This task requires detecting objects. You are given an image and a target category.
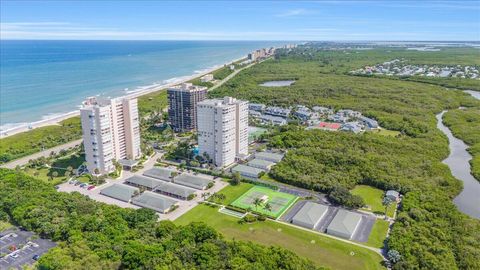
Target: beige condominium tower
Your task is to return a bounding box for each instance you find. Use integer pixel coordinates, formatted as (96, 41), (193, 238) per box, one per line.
(80, 96), (141, 175)
(197, 97), (248, 167)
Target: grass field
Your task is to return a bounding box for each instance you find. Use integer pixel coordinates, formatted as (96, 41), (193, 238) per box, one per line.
(23, 167), (67, 185)
(231, 186), (298, 218)
(364, 220), (390, 249)
(208, 182), (254, 205)
(351, 185), (396, 218)
(369, 129), (401, 137)
(175, 204), (384, 270)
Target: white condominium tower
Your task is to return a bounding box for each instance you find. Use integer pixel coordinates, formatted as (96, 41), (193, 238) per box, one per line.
(80, 96), (141, 174)
(197, 97), (248, 167)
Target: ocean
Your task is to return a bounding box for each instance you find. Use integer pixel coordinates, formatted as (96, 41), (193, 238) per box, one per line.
(0, 40), (284, 130)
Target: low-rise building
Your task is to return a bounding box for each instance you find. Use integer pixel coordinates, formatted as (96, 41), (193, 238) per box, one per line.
(131, 191), (179, 213)
(249, 103), (266, 112)
(200, 74), (214, 82)
(265, 106), (291, 118)
(386, 190), (400, 202)
(360, 116), (379, 129)
(249, 110), (262, 118)
(247, 158), (275, 171)
(341, 122), (363, 133)
(326, 209), (363, 240)
(143, 167), (177, 182)
(154, 181), (196, 200)
(174, 174), (213, 190)
(255, 152), (284, 163)
(293, 106), (312, 121)
(291, 202), (329, 229)
(125, 175), (163, 191)
(260, 115), (287, 126)
(231, 164), (265, 179)
(100, 183), (139, 202)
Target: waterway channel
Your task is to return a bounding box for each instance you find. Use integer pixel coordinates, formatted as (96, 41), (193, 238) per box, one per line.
(435, 90), (480, 219)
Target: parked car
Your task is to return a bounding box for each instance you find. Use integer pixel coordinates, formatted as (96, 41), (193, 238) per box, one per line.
(87, 185), (95, 190)
(32, 255), (40, 261)
(74, 181), (81, 186)
(10, 253), (19, 258)
(54, 185), (60, 190)
(79, 183), (87, 188)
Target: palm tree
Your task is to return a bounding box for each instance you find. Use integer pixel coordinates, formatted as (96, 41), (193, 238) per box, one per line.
(383, 196), (393, 219)
(253, 198), (263, 212)
(263, 202), (272, 212)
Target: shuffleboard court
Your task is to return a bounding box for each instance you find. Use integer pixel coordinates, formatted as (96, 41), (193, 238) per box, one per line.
(231, 186), (298, 218)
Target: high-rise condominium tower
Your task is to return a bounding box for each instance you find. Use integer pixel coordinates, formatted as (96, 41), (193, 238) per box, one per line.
(197, 97), (249, 167)
(168, 83), (207, 132)
(80, 96), (141, 174)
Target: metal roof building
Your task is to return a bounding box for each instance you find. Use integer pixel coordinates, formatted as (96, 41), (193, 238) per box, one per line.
(174, 174), (213, 190)
(231, 164), (265, 179)
(386, 190), (400, 201)
(154, 181), (196, 200)
(326, 209), (363, 239)
(100, 183), (139, 202)
(124, 175), (163, 190)
(247, 158), (275, 171)
(255, 152), (284, 163)
(131, 191), (179, 213)
(291, 202), (329, 229)
(143, 167), (177, 182)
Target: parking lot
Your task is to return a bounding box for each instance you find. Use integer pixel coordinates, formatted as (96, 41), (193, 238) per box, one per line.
(58, 152), (228, 221)
(0, 229), (56, 269)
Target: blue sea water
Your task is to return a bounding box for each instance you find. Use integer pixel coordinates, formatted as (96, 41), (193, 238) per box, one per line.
(0, 40), (284, 129)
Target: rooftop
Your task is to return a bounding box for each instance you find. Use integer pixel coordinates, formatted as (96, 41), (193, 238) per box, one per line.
(255, 151), (284, 162)
(100, 183), (139, 202)
(247, 158), (275, 168)
(174, 174), (213, 190)
(143, 167), (177, 182)
(131, 191), (178, 213)
(232, 164), (265, 176)
(155, 181), (196, 198)
(125, 175), (164, 189)
(327, 209), (362, 237)
(168, 83), (207, 92)
(292, 202), (329, 227)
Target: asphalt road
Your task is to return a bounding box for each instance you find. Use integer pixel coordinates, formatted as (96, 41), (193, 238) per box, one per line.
(0, 139), (83, 169)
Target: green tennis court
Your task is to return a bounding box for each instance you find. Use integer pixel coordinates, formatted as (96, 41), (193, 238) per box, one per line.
(231, 186), (298, 218)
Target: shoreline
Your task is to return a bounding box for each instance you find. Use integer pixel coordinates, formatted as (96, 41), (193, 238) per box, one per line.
(0, 56), (245, 138)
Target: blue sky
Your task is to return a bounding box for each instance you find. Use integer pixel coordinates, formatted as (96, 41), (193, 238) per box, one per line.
(1, 1), (479, 40)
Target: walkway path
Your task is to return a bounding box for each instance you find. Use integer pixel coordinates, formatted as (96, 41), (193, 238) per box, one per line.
(1, 139), (83, 169)
(208, 58), (270, 92)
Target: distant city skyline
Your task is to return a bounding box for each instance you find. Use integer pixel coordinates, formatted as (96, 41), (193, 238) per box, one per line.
(1, 1), (479, 41)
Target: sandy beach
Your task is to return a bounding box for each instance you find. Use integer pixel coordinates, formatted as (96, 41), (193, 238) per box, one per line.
(0, 56), (244, 139)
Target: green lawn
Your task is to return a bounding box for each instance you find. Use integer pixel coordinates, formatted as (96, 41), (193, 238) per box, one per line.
(351, 185), (396, 218)
(369, 129), (401, 137)
(0, 117), (82, 164)
(364, 220), (390, 249)
(208, 182), (254, 205)
(175, 204), (384, 270)
(231, 186), (298, 218)
(23, 167), (67, 185)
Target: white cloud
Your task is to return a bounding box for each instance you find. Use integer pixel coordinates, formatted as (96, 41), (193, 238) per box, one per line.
(276, 8), (310, 17)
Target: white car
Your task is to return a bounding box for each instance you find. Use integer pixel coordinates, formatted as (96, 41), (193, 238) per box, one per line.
(10, 253), (19, 258)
